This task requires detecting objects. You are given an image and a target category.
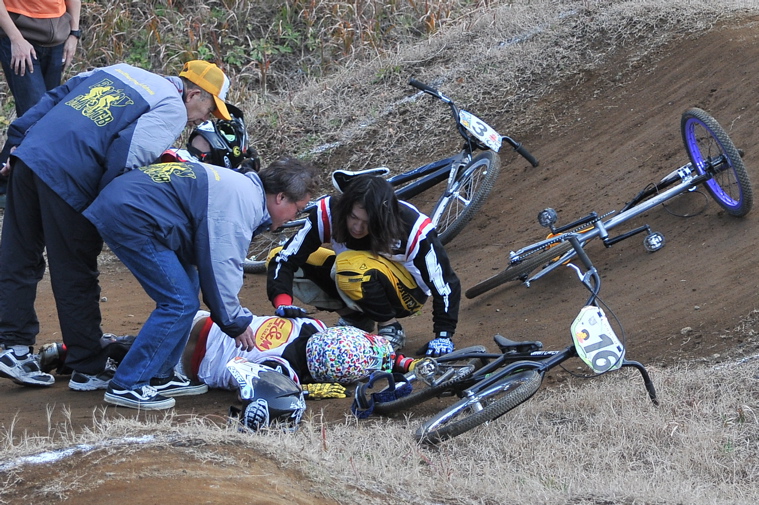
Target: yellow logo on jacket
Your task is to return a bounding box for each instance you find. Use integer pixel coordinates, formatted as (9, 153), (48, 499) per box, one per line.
(140, 163), (197, 183)
(254, 317), (294, 351)
(66, 78), (135, 126)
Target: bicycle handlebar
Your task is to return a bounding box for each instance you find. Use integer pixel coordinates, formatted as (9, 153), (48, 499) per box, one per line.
(408, 78), (443, 98)
(567, 235), (601, 304)
(568, 235), (592, 271)
(502, 135), (539, 167)
(410, 78), (539, 167)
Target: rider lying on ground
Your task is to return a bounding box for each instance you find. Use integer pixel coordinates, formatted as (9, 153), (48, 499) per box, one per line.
(39, 311), (420, 430)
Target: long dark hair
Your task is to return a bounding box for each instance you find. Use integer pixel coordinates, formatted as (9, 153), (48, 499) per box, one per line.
(333, 176), (403, 256)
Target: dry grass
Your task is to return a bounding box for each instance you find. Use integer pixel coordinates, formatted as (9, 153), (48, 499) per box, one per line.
(1, 0), (753, 165)
(1, 356), (757, 504)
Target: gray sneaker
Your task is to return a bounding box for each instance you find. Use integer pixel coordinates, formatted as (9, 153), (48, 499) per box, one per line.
(0, 348), (55, 387)
(69, 358), (118, 391)
(378, 322), (406, 351)
(69, 368), (115, 391)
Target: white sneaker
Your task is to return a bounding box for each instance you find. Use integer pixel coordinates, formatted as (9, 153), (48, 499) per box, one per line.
(69, 358), (118, 391)
(0, 348), (55, 387)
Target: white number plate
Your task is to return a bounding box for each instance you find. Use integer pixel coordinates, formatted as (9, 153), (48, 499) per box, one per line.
(459, 110), (502, 152)
(570, 306), (625, 373)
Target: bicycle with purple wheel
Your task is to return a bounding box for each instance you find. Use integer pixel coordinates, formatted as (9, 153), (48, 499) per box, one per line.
(465, 107), (752, 298)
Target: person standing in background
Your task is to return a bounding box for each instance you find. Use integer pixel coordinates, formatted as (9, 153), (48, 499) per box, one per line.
(0, 0), (81, 198)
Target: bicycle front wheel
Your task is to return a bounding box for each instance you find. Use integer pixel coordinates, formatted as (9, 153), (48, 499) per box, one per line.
(465, 241), (573, 298)
(243, 221), (305, 274)
(681, 108), (753, 216)
(431, 151), (500, 245)
(415, 369), (542, 444)
(373, 346), (489, 416)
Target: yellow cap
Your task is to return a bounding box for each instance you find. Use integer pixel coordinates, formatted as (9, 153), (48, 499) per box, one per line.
(179, 60), (231, 120)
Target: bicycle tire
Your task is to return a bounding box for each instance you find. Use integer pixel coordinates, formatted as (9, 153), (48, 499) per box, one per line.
(465, 241), (573, 298)
(681, 108), (753, 217)
(415, 369), (542, 444)
(373, 345), (489, 416)
(243, 221), (305, 274)
(431, 151), (501, 245)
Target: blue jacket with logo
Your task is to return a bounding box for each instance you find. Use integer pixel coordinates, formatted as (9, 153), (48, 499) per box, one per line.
(84, 162), (269, 338)
(2, 63), (187, 211)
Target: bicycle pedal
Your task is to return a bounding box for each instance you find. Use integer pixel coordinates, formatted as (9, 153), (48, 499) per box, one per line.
(414, 358), (439, 385)
(643, 231), (665, 252)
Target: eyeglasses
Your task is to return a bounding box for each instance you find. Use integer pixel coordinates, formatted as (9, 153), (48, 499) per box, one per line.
(286, 196), (307, 214)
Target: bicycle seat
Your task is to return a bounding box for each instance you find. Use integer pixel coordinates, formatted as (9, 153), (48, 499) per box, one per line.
(331, 167), (391, 193)
(494, 334), (543, 353)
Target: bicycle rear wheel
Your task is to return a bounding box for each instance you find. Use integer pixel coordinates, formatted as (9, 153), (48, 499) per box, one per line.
(465, 241), (573, 298)
(373, 345), (489, 416)
(431, 151), (500, 245)
(415, 369), (542, 444)
(243, 221), (305, 274)
(681, 108), (753, 216)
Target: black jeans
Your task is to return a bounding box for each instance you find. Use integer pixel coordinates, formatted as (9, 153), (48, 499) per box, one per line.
(0, 160), (106, 373)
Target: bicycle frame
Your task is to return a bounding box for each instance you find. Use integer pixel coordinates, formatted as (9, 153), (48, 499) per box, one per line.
(409, 236), (658, 443)
(443, 234), (658, 402)
(512, 155), (730, 286)
(453, 342), (657, 404)
(387, 154), (461, 199)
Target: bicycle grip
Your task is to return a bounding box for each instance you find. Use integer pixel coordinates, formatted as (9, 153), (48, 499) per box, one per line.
(515, 144), (539, 167)
(408, 78), (438, 95)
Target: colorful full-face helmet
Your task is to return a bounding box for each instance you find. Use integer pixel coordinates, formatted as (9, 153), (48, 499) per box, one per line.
(305, 326), (394, 385)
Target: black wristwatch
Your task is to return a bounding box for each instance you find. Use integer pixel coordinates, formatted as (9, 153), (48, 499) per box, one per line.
(69, 30), (82, 39)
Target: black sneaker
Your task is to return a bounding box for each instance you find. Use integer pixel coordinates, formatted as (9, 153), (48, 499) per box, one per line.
(337, 311), (376, 333)
(0, 347), (55, 386)
(104, 384), (176, 410)
(150, 372), (208, 397)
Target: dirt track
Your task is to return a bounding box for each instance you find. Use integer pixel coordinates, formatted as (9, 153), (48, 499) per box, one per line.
(2, 20), (759, 505)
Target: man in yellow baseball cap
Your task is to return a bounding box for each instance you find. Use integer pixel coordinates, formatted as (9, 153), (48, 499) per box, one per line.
(179, 60), (232, 121)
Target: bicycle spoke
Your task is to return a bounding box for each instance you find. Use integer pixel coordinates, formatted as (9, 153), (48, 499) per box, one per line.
(681, 108), (752, 216)
(431, 152), (500, 244)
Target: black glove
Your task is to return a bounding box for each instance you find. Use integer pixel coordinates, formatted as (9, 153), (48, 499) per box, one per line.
(275, 304), (309, 318)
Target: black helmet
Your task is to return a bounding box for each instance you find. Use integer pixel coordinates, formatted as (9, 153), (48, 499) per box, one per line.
(227, 358), (306, 432)
(187, 103), (250, 170)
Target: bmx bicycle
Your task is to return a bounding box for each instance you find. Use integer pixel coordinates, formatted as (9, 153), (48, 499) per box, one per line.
(464, 107), (752, 296)
(366, 234), (658, 444)
(242, 77), (539, 273)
